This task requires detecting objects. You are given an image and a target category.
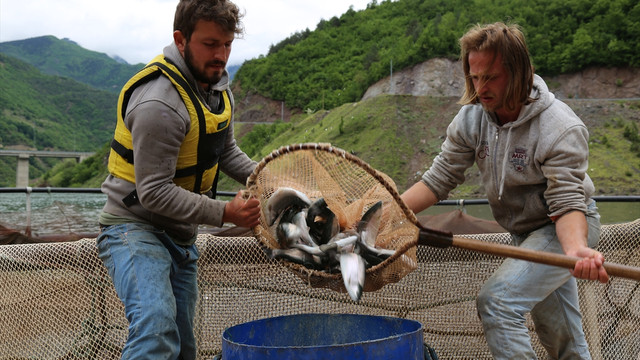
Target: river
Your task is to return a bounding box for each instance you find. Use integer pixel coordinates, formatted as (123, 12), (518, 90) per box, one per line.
(0, 192), (106, 236)
(0, 192), (638, 236)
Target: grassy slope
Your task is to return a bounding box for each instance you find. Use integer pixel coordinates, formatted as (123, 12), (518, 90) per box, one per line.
(584, 101), (640, 195)
(217, 97), (640, 197)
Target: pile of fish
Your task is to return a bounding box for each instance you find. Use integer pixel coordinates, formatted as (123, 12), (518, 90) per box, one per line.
(263, 187), (396, 302)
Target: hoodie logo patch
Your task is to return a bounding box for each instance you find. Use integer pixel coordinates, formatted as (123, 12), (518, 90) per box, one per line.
(478, 140), (490, 160)
(510, 147), (528, 172)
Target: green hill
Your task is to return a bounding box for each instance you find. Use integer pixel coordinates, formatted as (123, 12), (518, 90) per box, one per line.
(234, 0), (640, 110)
(0, 53), (117, 186)
(0, 35), (143, 93)
(0, 53), (117, 150)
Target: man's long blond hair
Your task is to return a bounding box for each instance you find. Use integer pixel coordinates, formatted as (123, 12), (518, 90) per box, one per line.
(458, 22), (536, 111)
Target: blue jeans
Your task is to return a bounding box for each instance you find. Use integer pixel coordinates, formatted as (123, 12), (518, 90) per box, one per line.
(97, 223), (199, 360)
(477, 202), (600, 359)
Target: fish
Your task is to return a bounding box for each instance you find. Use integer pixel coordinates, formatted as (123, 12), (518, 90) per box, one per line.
(314, 230), (364, 301)
(317, 232), (359, 274)
(267, 188), (325, 258)
(319, 233), (358, 253)
(265, 187), (312, 226)
(265, 248), (325, 270)
(276, 206), (317, 248)
(263, 188), (394, 302)
(356, 201), (396, 262)
(334, 201), (395, 300)
(340, 252), (366, 302)
(306, 198), (340, 245)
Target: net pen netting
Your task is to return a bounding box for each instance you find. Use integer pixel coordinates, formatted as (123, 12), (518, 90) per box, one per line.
(1, 220), (638, 359)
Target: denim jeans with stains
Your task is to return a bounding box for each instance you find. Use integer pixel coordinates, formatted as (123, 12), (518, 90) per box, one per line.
(97, 222), (199, 360)
(477, 201), (601, 360)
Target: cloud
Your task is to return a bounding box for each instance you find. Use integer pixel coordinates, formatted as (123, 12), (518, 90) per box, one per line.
(1, 0), (371, 65)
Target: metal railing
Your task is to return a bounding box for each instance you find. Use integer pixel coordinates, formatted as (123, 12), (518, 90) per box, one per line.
(1, 187), (638, 234)
(2, 187), (639, 202)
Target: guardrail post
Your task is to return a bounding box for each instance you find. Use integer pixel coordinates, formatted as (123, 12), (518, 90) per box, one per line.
(25, 186), (32, 235)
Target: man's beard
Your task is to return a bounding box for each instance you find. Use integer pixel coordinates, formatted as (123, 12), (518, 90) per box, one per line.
(184, 44), (226, 85)
(475, 91), (501, 113)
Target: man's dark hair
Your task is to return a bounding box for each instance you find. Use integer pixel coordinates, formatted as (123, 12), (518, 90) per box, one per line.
(174, 0), (244, 41)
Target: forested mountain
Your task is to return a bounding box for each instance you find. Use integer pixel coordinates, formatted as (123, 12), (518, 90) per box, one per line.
(0, 53), (118, 185)
(0, 35), (143, 93)
(234, 0), (640, 110)
(0, 37), (247, 187)
(0, 53), (116, 150)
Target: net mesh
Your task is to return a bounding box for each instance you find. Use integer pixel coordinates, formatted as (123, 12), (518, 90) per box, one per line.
(1, 221), (638, 359)
(0, 219), (640, 359)
(1, 143), (639, 359)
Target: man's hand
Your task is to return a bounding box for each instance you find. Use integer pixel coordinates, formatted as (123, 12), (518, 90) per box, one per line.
(556, 211), (609, 283)
(222, 191), (261, 228)
(569, 248), (609, 284)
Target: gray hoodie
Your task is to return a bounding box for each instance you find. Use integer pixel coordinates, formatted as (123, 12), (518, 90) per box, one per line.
(100, 43), (256, 244)
(422, 75), (595, 235)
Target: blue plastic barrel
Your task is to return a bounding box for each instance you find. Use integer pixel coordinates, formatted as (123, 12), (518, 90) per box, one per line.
(221, 313), (424, 359)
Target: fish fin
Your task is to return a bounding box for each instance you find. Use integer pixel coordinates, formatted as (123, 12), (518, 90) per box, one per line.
(357, 201), (383, 247)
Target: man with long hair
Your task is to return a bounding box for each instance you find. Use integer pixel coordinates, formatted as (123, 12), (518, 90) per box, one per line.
(402, 22), (608, 359)
(97, 1), (260, 358)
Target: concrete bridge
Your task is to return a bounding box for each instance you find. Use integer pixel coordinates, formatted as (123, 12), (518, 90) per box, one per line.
(0, 150), (95, 187)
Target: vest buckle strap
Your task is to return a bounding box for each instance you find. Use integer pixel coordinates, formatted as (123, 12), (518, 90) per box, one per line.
(122, 190), (139, 207)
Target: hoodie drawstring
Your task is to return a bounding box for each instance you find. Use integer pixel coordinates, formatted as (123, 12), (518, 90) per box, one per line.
(497, 126), (514, 201)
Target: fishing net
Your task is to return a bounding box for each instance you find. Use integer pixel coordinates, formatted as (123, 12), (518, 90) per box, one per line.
(246, 143), (421, 295)
(1, 220), (639, 359)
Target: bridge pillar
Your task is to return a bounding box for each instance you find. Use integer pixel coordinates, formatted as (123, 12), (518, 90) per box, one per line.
(16, 153), (30, 187)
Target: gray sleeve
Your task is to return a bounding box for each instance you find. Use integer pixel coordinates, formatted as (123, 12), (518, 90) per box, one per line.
(541, 124), (590, 217)
(127, 98), (227, 227)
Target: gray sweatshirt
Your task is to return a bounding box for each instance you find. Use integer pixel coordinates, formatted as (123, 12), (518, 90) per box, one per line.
(100, 43), (256, 244)
(422, 75), (595, 235)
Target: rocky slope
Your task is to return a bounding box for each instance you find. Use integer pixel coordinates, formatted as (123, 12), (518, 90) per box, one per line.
(362, 58), (640, 100)
(233, 59), (639, 125)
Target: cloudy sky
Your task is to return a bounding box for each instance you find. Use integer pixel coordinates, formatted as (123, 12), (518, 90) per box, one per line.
(0, 0), (372, 66)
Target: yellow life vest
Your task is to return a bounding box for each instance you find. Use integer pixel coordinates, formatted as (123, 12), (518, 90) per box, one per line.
(108, 55), (231, 196)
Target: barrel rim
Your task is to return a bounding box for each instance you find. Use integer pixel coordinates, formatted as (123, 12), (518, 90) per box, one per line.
(221, 313), (424, 349)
